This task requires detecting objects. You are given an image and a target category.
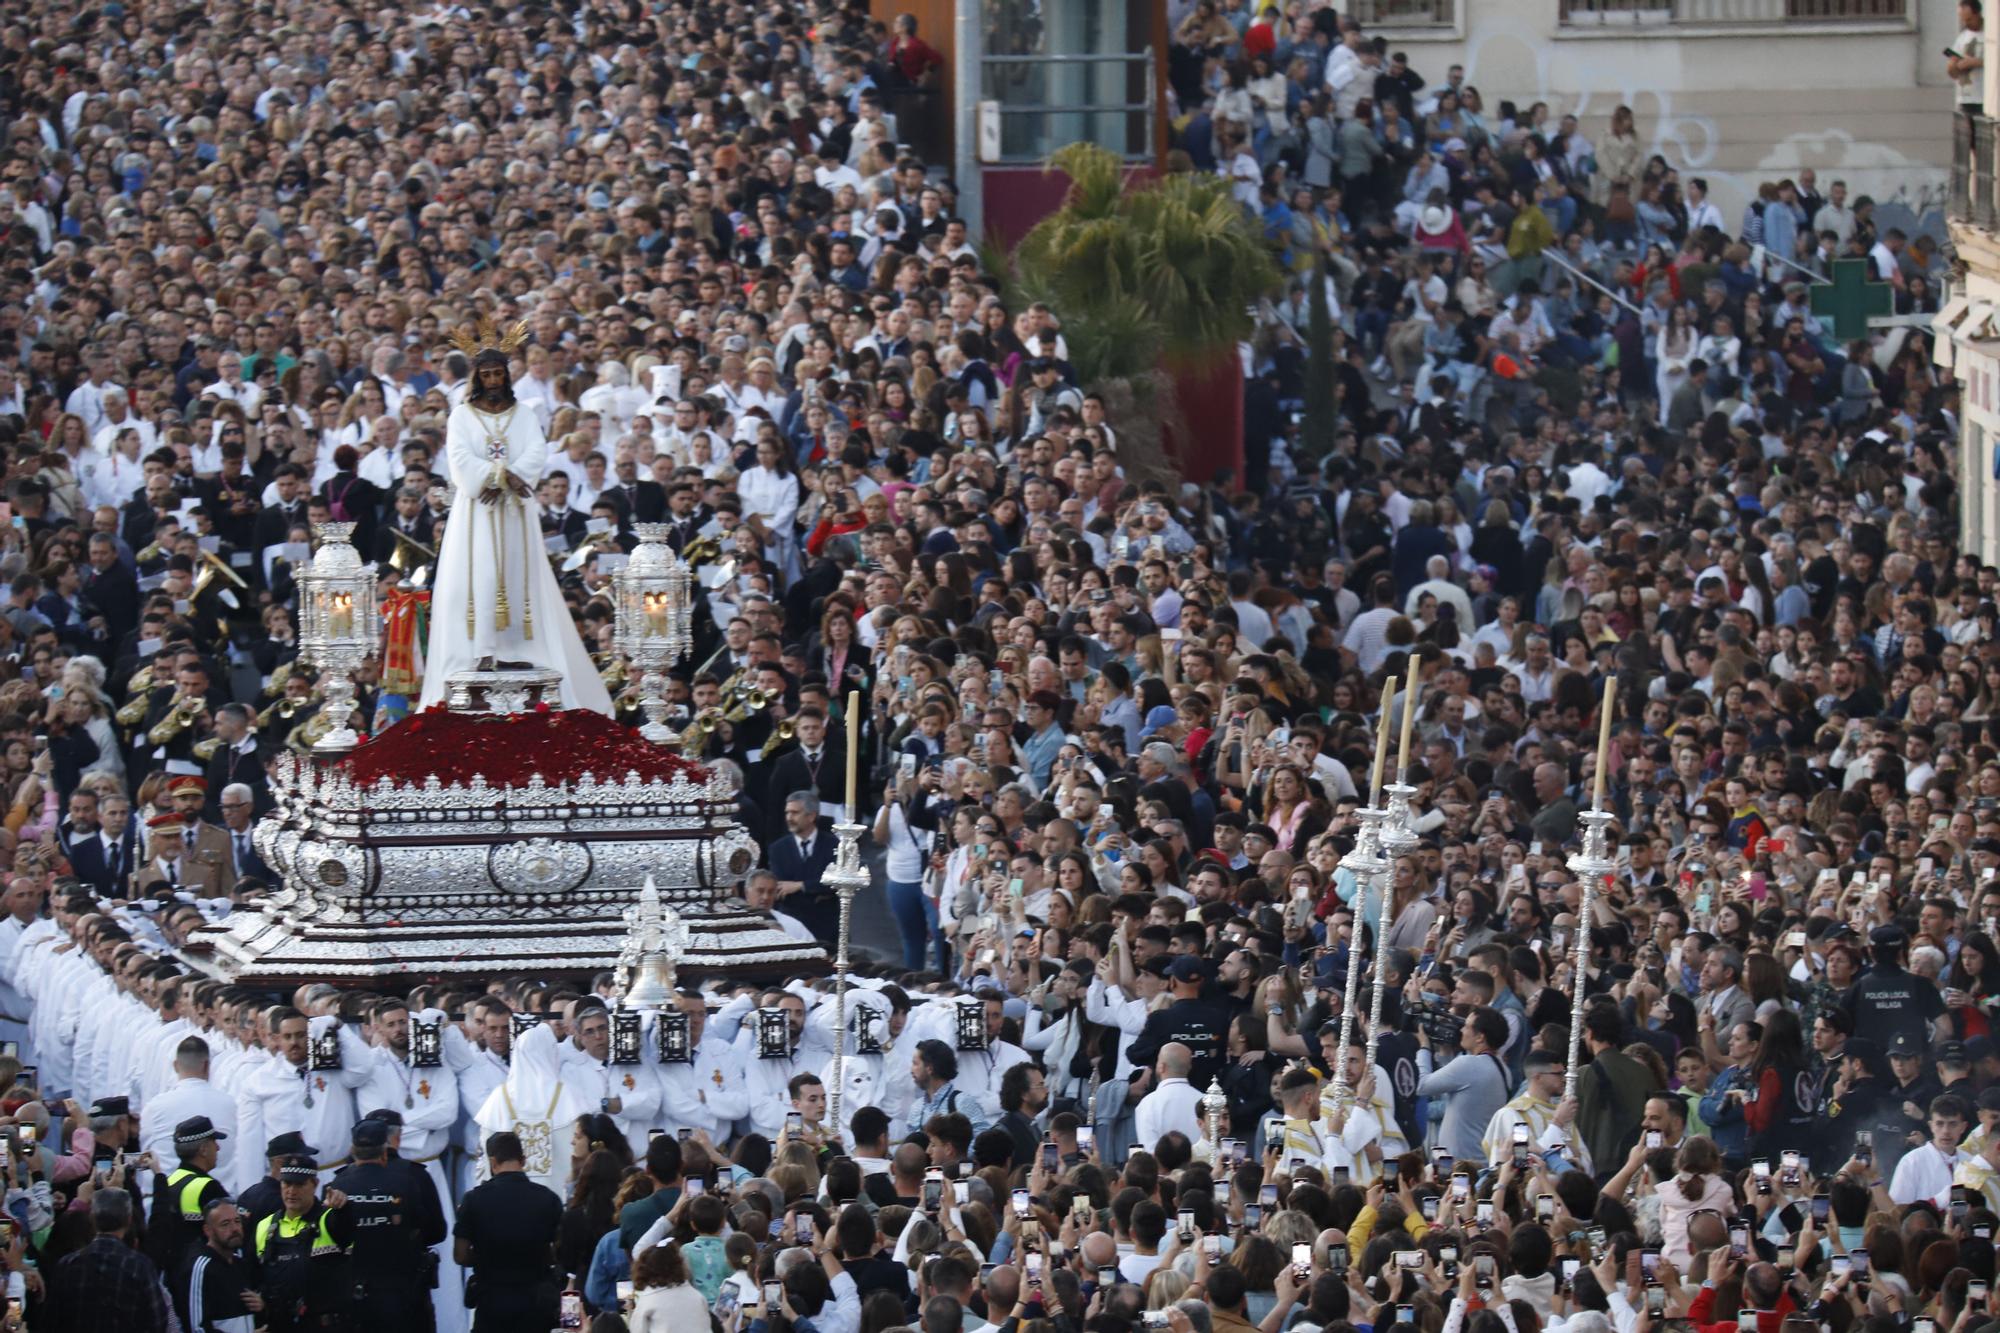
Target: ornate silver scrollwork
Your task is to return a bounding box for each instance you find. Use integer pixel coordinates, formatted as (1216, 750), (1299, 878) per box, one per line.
(487, 836), (592, 901)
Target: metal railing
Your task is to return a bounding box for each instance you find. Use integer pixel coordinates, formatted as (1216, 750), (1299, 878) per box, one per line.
(1349, 0), (1455, 24)
(1538, 246), (1643, 318)
(1559, 0), (1904, 22)
(1954, 113), (2000, 231)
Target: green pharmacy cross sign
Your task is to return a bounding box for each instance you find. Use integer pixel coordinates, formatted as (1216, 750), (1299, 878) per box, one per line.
(1809, 257), (1895, 342)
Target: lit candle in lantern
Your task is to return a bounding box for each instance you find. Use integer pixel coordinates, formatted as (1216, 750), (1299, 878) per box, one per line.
(329, 593), (353, 639)
(1370, 680), (1394, 805)
(1592, 675), (1616, 810)
(1395, 650), (1421, 776)
(646, 592), (668, 637)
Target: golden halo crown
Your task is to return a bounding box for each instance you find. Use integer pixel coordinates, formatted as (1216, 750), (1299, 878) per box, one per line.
(446, 316), (531, 359)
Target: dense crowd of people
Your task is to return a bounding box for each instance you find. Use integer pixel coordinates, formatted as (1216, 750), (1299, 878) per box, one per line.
(0, 0), (1987, 1331)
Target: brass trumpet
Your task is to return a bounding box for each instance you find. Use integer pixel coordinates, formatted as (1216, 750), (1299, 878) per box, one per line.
(146, 700), (201, 746)
(681, 535), (722, 565)
(761, 718), (797, 759)
(257, 696), (307, 730)
(723, 686), (771, 723)
(690, 708), (725, 736)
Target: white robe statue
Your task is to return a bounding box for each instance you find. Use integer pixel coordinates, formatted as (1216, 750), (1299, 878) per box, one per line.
(419, 397), (613, 714)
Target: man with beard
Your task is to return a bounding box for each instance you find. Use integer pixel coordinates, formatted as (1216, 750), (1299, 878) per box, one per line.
(419, 321), (611, 713)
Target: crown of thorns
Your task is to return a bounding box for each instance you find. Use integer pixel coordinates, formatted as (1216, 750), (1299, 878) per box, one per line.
(446, 316), (530, 359)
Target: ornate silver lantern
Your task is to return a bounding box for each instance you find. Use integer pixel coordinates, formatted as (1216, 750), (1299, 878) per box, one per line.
(296, 522), (381, 753)
(610, 524), (693, 746)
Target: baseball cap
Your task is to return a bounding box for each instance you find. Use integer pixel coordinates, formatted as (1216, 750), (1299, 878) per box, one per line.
(1166, 955), (1207, 983)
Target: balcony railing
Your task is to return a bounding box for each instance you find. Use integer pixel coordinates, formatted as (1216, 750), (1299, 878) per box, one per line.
(1559, 0), (1905, 22)
(1349, 0), (1455, 26)
(1954, 113), (1999, 231)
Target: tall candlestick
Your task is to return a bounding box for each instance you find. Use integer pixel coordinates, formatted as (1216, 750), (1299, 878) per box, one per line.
(1370, 681), (1395, 804)
(1592, 676), (1615, 809)
(1395, 651), (1421, 774)
(845, 689), (860, 811)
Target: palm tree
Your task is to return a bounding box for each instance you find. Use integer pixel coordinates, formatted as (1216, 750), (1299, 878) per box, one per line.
(1006, 143), (1283, 478)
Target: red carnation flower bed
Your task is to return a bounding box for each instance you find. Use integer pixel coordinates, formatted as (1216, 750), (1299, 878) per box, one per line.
(341, 705), (707, 789)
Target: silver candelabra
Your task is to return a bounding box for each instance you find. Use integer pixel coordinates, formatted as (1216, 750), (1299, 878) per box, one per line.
(822, 820), (870, 1139)
(1367, 774), (1421, 1083)
(1563, 807), (1618, 1101)
(1330, 803), (1390, 1109)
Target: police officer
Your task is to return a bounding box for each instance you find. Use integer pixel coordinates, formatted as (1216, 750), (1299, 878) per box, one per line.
(254, 1155), (355, 1333)
(1125, 955), (1226, 1088)
(150, 1116), (231, 1276)
(358, 1110), (445, 1236)
(1846, 925), (1948, 1052)
(455, 1131), (564, 1333)
(239, 1132), (315, 1236)
(332, 1118), (444, 1332)
(360, 1108), (459, 1332)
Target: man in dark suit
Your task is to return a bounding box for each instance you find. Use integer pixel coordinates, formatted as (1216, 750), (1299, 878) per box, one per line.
(765, 708), (846, 823)
(70, 791), (139, 898)
(251, 465), (312, 556)
(536, 474), (588, 548)
(767, 793), (838, 939)
(216, 782), (273, 884)
(203, 705), (271, 818)
(371, 485), (437, 566)
(80, 532), (140, 646)
(54, 788), (99, 866)
(657, 481), (708, 552)
(601, 458), (665, 527)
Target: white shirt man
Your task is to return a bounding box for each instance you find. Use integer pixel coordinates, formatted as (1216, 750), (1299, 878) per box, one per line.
(139, 1036), (239, 1185)
(1405, 557), (1473, 628)
(1891, 1107), (1971, 1208)
(90, 393), (155, 457)
(1132, 1045), (1207, 1150)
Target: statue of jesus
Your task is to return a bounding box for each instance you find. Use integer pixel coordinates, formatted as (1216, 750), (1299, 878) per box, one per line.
(420, 324), (613, 714)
